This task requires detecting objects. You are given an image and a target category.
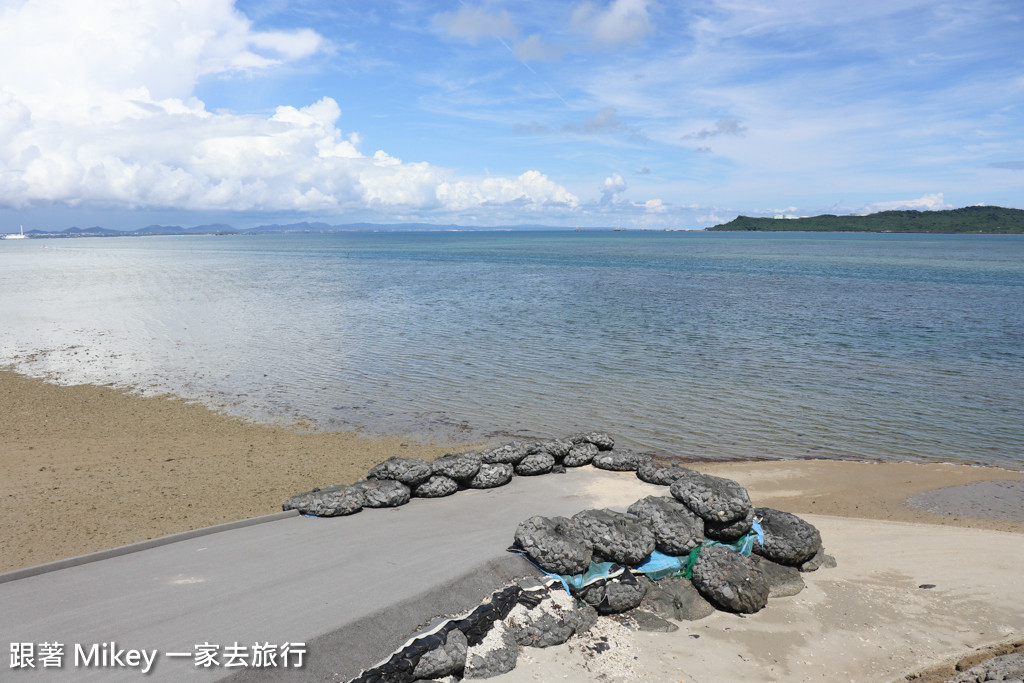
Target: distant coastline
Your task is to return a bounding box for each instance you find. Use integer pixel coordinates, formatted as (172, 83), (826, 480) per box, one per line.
(3, 221), (622, 238)
(707, 206), (1024, 233)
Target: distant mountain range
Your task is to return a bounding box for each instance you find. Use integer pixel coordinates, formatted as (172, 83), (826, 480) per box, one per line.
(707, 206), (1024, 233)
(12, 221), (600, 237)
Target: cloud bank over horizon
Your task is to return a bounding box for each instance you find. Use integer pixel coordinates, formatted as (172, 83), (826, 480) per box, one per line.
(1, 0), (1021, 229)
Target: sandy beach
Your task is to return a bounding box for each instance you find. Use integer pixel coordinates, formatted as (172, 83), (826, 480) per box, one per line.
(3, 368), (1023, 681)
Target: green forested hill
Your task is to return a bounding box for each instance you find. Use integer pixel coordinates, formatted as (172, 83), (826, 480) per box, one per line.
(708, 206), (1024, 233)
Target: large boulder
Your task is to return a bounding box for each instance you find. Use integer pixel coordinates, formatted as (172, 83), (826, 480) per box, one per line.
(704, 508), (754, 542)
(670, 473), (752, 524)
(282, 484), (364, 517)
(690, 545), (770, 614)
(479, 442), (530, 465)
(538, 439), (573, 461)
(353, 479), (411, 508)
(578, 574), (650, 614)
(569, 431), (615, 451)
(432, 452), (481, 482)
(592, 450), (646, 472)
(636, 461), (697, 486)
(367, 457), (433, 487)
(753, 507), (823, 566)
(571, 509), (656, 566)
(515, 452), (555, 476)
(413, 475), (459, 498)
(626, 496), (705, 556)
(514, 516), (593, 575)
(411, 628), (468, 680)
(639, 576), (716, 621)
(562, 442), (598, 467)
(466, 463), (515, 489)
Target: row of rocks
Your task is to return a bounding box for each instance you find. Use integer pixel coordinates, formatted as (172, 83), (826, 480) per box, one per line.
(283, 432), (616, 516)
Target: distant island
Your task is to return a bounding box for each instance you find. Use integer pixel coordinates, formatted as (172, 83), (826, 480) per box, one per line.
(707, 206), (1024, 233)
(3, 221), (615, 238)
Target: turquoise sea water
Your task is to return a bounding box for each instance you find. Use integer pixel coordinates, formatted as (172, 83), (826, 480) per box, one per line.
(1, 231), (1022, 468)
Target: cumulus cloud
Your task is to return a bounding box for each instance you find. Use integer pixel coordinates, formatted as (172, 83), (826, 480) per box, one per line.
(863, 193), (952, 213)
(0, 0), (579, 216)
(635, 198), (667, 213)
(600, 173), (627, 203)
(433, 5), (518, 44)
(683, 118), (748, 140)
(572, 0), (654, 47)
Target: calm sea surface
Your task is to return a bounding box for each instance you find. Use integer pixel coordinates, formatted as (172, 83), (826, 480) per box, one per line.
(1, 231), (1022, 468)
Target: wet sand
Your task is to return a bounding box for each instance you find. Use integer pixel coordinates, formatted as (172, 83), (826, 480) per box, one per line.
(0, 369), (454, 572)
(2, 368), (1022, 578)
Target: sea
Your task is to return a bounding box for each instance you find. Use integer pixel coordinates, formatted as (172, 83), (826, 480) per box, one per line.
(1, 230), (1022, 469)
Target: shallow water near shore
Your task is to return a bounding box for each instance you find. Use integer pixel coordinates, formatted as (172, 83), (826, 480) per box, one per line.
(1, 231), (1022, 467)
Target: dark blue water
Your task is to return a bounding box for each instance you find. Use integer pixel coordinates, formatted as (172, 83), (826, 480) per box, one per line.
(2, 231), (1022, 467)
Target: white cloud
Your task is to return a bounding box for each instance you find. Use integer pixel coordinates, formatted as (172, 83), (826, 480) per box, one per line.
(863, 193), (952, 213)
(434, 5), (518, 44)
(0, 0), (579, 217)
(438, 171), (580, 211)
(600, 173), (627, 203)
(572, 0), (654, 47)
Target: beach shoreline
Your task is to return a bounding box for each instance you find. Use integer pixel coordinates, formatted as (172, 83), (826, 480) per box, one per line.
(3, 368), (1024, 682)
(3, 368), (1023, 574)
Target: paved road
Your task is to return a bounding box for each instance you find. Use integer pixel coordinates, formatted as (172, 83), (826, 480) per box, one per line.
(0, 468), (657, 682)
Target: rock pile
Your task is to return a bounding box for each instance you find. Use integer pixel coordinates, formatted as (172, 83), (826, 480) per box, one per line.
(337, 432), (836, 683)
(283, 432), (617, 517)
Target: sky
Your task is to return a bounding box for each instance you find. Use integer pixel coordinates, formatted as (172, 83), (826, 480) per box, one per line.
(0, 0), (1022, 230)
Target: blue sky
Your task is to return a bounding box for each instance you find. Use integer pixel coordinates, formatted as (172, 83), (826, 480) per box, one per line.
(0, 0), (1021, 230)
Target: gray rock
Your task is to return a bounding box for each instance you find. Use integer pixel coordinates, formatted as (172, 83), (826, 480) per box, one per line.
(463, 621), (518, 679)
(670, 473), (753, 524)
(571, 508), (656, 566)
(467, 463), (515, 489)
(412, 629), (468, 680)
(636, 461), (697, 486)
(626, 610), (679, 633)
(354, 479), (411, 508)
(538, 439), (573, 460)
(514, 516), (593, 575)
(562, 442), (598, 467)
(414, 475), (459, 498)
(282, 484), (365, 517)
(576, 602), (599, 633)
(506, 590), (590, 648)
(690, 544), (770, 614)
(946, 652), (1024, 683)
(479, 442), (530, 465)
(705, 508), (754, 542)
(639, 576), (716, 621)
(592, 450), (645, 472)
(432, 452), (481, 482)
(750, 555), (805, 598)
(569, 431), (615, 451)
(578, 574), (650, 614)
(799, 548), (837, 572)
(367, 457), (433, 487)
(515, 452), (555, 476)
(626, 496), (705, 556)
(753, 507), (823, 566)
